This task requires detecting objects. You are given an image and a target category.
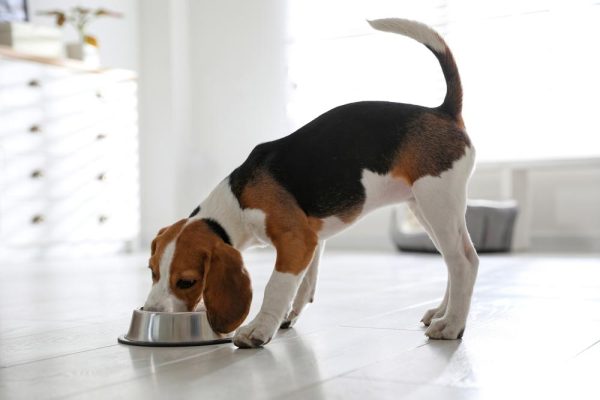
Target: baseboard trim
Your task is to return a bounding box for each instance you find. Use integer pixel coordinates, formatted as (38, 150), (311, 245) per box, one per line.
(529, 233), (600, 253)
(326, 232), (600, 254)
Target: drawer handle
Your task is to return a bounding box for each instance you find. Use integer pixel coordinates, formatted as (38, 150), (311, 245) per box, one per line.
(31, 215), (45, 224)
(30, 169), (44, 179)
(29, 125), (42, 134)
(96, 133), (107, 140)
(28, 79), (41, 88)
(97, 172), (107, 181)
(98, 215), (109, 224)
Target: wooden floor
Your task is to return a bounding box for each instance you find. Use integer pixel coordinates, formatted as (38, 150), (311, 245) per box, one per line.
(1, 250), (599, 399)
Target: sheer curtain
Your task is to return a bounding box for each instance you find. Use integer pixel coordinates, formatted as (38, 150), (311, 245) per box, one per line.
(287, 0), (600, 162)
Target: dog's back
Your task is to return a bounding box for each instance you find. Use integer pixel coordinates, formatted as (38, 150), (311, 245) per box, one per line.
(230, 18), (472, 223)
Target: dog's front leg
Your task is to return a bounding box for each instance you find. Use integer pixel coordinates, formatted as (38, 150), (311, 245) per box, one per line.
(233, 231), (318, 348)
(233, 270), (306, 348)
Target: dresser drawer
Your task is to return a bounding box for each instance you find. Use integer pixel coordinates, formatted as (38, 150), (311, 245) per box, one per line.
(0, 203), (43, 246)
(0, 154), (46, 198)
(0, 80), (43, 109)
(0, 59), (47, 109)
(0, 153), (110, 199)
(0, 197), (95, 245)
(0, 195), (138, 245)
(0, 58), (46, 86)
(43, 119), (102, 159)
(0, 199), (57, 245)
(0, 108), (45, 154)
(41, 69), (102, 99)
(86, 195), (140, 241)
(43, 86), (103, 119)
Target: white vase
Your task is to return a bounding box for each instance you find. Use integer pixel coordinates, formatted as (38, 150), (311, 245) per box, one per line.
(66, 42), (100, 67)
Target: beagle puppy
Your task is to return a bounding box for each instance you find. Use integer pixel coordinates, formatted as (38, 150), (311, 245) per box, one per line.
(144, 18), (479, 348)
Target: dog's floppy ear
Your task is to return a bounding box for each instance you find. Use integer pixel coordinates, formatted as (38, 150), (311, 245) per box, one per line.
(151, 226), (170, 255)
(203, 241), (252, 334)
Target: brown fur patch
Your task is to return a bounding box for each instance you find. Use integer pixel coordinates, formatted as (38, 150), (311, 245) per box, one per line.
(240, 171), (319, 275)
(149, 219), (187, 282)
(168, 220), (252, 332)
(169, 220), (214, 311)
(203, 240), (252, 333)
(392, 112), (471, 184)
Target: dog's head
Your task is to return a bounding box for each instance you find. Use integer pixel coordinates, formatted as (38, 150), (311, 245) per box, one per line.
(143, 219), (252, 334)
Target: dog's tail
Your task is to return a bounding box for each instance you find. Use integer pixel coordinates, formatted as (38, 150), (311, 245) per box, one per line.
(368, 18), (462, 120)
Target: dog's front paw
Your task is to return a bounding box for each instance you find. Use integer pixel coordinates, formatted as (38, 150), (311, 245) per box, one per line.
(233, 313), (280, 348)
(425, 317), (465, 340)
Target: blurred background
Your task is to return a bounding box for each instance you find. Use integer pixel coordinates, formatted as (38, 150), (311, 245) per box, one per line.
(1, 0), (599, 262)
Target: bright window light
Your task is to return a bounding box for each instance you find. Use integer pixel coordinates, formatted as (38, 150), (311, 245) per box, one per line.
(287, 0), (600, 162)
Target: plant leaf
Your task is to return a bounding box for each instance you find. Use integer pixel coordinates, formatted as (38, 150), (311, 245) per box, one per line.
(94, 8), (123, 18)
(35, 11), (67, 27)
(36, 10), (63, 16)
(74, 7), (91, 15)
(84, 35), (98, 47)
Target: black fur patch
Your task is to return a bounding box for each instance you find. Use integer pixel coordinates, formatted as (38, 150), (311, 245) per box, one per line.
(202, 218), (231, 246)
(229, 101), (427, 218)
(188, 206), (201, 218)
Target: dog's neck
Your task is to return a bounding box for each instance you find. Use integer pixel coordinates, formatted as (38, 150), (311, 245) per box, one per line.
(193, 178), (254, 250)
(202, 218), (232, 245)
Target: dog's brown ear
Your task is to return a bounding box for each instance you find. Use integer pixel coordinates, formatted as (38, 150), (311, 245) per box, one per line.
(203, 242), (252, 334)
(151, 226), (170, 255)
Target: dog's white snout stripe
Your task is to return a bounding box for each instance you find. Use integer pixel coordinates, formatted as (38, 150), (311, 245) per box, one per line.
(143, 242), (186, 312)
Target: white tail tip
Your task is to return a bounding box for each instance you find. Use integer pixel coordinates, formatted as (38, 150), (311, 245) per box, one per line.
(367, 18), (447, 54)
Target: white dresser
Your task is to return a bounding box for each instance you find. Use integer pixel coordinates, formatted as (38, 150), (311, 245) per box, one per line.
(0, 47), (140, 261)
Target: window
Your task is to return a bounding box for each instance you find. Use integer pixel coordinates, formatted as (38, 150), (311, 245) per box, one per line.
(287, 0), (600, 162)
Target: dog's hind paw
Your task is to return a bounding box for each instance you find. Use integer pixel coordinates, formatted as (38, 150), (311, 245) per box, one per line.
(425, 317), (465, 340)
(421, 306), (445, 327)
(279, 310), (300, 330)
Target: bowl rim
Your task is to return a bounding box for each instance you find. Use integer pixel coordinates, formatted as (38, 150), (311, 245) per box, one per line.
(118, 334), (232, 347)
(135, 308), (208, 316)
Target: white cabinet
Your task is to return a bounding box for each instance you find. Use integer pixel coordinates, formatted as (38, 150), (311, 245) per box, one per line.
(0, 50), (139, 261)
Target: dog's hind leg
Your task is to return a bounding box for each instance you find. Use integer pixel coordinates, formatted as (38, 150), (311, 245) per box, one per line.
(411, 150), (479, 340)
(409, 201), (449, 326)
(280, 240), (325, 329)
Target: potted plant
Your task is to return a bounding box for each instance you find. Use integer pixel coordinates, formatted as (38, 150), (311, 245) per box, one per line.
(37, 7), (122, 65)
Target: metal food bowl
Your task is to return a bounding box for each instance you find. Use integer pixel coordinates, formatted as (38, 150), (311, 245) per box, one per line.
(118, 308), (233, 347)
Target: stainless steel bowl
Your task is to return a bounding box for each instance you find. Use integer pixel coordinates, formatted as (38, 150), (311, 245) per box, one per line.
(118, 309), (233, 347)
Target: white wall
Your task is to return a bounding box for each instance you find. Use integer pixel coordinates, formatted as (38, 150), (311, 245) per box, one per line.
(135, 1), (600, 253)
(27, 0), (139, 71)
(137, 0), (187, 244)
(182, 0), (290, 206)
(137, 0), (289, 245)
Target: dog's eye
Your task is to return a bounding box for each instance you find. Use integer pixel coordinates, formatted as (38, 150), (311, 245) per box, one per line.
(176, 279), (197, 290)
